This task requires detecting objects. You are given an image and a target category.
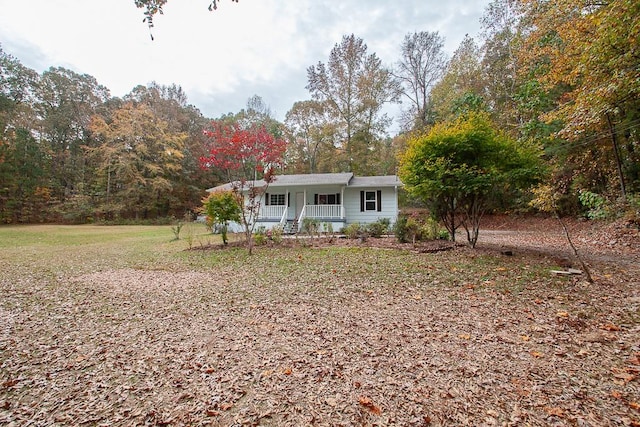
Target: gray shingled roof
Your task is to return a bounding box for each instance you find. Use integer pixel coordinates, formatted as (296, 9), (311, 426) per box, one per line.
(269, 173), (353, 187)
(207, 173), (402, 192)
(348, 175), (403, 187)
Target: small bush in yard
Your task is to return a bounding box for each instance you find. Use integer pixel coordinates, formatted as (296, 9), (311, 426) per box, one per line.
(270, 225), (284, 243)
(302, 217), (320, 236)
(420, 217), (448, 240)
(394, 213), (410, 243)
(395, 213), (420, 243)
(322, 222), (334, 235)
(367, 218), (390, 238)
(343, 223), (364, 239)
(395, 212), (447, 243)
(253, 226), (267, 245)
(171, 220), (184, 241)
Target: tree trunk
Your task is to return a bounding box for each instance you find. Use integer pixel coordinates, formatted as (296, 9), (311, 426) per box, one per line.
(606, 113), (626, 201)
(555, 214), (593, 283)
(463, 196), (484, 248)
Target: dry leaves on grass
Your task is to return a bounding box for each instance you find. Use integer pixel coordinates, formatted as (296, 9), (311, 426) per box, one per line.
(1, 217), (639, 426)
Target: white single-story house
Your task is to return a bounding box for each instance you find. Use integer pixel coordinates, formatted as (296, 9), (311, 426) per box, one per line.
(207, 172), (402, 233)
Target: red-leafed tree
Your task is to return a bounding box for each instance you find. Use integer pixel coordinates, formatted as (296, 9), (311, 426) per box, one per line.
(200, 120), (286, 254)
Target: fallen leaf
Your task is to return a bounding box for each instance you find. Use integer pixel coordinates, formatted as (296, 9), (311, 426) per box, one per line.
(557, 311), (569, 318)
(521, 335), (530, 341)
(544, 406), (564, 417)
(530, 351), (543, 358)
(2, 379), (19, 388)
(359, 396), (373, 405)
(282, 367), (292, 375)
(613, 372), (636, 384)
(358, 396), (382, 415)
(326, 397), (338, 407)
(458, 334), (471, 340)
(412, 294), (422, 300)
(601, 323), (621, 331)
(629, 401), (640, 411)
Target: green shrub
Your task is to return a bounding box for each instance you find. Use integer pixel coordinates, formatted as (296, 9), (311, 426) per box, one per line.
(170, 220), (184, 241)
(301, 217), (320, 235)
(419, 217), (444, 240)
(394, 213), (410, 243)
(578, 190), (609, 219)
(404, 217), (421, 243)
(322, 222), (334, 235)
(270, 225), (284, 243)
(395, 212), (447, 243)
(367, 218), (390, 238)
(253, 226), (267, 245)
(343, 223), (364, 239)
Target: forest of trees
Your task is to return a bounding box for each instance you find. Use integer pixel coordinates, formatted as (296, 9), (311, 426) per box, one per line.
(1, 0), (638, 224)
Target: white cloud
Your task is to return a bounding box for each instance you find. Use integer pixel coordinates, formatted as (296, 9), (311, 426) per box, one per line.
(0, 0), (491, 124)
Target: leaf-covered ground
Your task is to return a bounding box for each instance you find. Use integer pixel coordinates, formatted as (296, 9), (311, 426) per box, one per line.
(0, 220), (638, 426)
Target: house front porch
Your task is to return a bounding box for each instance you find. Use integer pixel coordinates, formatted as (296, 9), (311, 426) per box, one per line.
(258, 203), (346, 233)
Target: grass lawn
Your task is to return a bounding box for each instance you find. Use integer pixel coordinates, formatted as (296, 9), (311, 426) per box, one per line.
(0, 224), (638, 426)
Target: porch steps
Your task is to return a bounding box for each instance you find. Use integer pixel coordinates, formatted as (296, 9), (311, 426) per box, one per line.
(283, 219), (298, 234)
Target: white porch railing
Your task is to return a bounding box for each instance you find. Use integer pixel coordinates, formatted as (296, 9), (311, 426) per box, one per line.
(297, 205), (306, 231)
(279, 205), (288, 226)
(303, 204), (344, 219)
(260, 205), (286, 219)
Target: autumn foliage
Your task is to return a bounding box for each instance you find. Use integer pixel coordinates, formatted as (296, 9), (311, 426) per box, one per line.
(200, 120), (286, 253)
(200, 121), (286, 181)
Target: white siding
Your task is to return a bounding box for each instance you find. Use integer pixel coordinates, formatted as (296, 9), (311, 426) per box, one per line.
(343, 187), (398, 225)
(228, 182), (399, 232)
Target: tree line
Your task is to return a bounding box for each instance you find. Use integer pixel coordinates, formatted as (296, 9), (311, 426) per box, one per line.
(1, 0), (638, 224)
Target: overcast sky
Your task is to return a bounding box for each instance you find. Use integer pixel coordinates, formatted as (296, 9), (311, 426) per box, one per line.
(0, 1), (490, 131)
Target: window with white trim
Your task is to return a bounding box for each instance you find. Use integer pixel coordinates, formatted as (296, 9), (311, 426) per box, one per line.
(317, 193), (340, 205)
(365, 191), (377, 211)
(267, 193), (285, 206)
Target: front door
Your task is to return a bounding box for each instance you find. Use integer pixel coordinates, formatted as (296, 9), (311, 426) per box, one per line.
(295, 192), (305, 220)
